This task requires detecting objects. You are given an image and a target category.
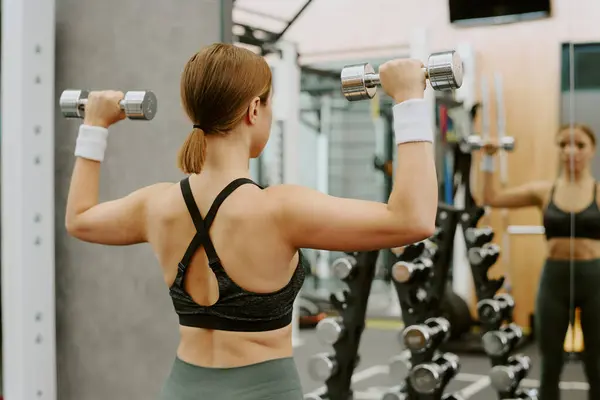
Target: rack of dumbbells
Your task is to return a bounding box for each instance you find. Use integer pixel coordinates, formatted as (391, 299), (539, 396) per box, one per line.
(382, 204), (465, 400)
(453, 133), (537, 400)
(305, 250), (380, 400)
(460, 205), (537, 400)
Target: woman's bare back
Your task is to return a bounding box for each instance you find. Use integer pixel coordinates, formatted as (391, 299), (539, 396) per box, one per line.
(144, 175), (300, 368)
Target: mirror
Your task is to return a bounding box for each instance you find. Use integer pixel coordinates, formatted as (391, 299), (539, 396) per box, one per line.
(563, 37), (600, 396)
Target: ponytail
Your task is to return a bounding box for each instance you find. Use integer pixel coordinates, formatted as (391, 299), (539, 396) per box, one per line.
(177, 127), (207, 174)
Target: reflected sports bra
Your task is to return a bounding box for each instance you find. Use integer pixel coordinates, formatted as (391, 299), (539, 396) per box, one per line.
(169, 177), (306, 332)
(543, 182), (600, 240)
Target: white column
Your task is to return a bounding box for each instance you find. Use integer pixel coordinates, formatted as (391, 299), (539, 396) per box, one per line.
(2, 0), (57, 399)
(315, 95), (332, 281)
(270, 40), (303, 347)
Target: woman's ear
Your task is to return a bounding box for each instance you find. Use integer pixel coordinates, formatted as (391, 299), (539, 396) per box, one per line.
(246, 96), (261, 126)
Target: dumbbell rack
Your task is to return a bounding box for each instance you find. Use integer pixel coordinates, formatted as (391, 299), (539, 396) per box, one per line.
(458, 206), (537, 400)
(384, 204), (464, 400)
(307, 250), (380, 400)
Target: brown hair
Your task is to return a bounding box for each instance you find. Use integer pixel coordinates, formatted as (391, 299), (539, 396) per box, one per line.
(177, 43), (272, 174)
(557, 123), (596, 147)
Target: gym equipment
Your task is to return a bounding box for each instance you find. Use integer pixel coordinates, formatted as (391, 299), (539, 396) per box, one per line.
(391, 258), (433, 284)
(489, 355), (531, 394)
(461, 135), (515, 152)
(439, 288), (473, 340)
(340, 51), (464, 102)
(464, 226), (494, 248)
(403, 317), (450, 353)
(477, 293), (515, 326)
(482, 324), (523, 357)
(306, 251), (379, 400)
(408, 353), (460, 395)
(59, 89), (157, 121)
(315, 317), (345, 345)
(308, 353), (339, 381)
(331, 255), (357, 281)
(467, 243), (500, 269)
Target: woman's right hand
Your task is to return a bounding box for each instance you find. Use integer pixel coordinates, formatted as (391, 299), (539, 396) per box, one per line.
(83, 90), (126, 129)
(379, 59), (426, 103)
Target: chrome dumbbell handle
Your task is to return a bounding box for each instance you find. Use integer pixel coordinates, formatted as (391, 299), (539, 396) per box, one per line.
(60, 89), (157, 121)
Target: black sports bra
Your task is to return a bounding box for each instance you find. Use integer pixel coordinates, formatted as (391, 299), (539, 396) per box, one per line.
(169, 177), (306, 332)
(543, 182), (600, 240)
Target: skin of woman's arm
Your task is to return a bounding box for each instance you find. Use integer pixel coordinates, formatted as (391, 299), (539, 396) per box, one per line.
(267, 140), (437, 252)
(65, 156), (172, 245)
(481, 168), (549, 209)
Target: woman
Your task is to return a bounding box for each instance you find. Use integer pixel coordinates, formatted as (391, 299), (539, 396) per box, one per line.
(480, 124), (600, 400)
(65, 43), (438, 399)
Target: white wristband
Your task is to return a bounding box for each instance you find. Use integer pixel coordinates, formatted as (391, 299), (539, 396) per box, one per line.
(392, 98), (433, 145)
(481, 155), (495, 172)
(74, 124), (109, 162)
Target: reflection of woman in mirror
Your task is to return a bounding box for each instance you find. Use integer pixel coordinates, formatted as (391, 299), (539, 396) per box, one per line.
(481, 124), (600, 400)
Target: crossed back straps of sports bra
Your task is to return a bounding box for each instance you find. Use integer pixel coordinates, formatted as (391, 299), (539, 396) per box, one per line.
(543, 181), (600, 240)
(168, 177), (306, 332)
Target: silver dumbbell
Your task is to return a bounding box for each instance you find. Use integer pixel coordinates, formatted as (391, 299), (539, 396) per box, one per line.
(409, 352), (460, 395)
(316, 317), (345, 345)
(463, 135), (515, 152)
(477, 293), (515, 326)
(467, 243), (500, 267)
(403, 317), (450, 353)
(482, 323), (523, 357)
(340, 51), (463, 102)
(464, 226), (494, 247)
(391, 258), (433, 284)
(59, 89), (157, 121)
(308, 353), (338, 381)
(489, 355), (531, 393)
(331, 255), (358, 280)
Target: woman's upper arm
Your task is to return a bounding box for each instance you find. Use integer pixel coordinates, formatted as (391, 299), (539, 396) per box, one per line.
(265, 185), (435, 252)
(66, 182), (173, 245)
(486, 180), (550, 209)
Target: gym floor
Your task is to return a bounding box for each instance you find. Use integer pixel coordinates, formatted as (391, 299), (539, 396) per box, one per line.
(294, 325), (589, 399)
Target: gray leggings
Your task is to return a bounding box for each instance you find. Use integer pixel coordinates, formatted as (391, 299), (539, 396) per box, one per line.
(535, 259), (600, 400)
(159, 356), (303, 400)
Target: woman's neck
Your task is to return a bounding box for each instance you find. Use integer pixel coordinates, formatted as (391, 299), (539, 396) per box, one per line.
(202, 130), (252, 177)
(559, 168), (594, 184)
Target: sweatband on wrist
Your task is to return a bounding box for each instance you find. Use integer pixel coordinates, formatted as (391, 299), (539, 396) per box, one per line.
(74, 124), (109, 162)
(481, 155), (495, 172)
(392, 99), (434, 145)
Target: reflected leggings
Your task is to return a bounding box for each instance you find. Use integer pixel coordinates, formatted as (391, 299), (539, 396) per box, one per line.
(159, 356), (303, 400)
(535, 259), (600, 400)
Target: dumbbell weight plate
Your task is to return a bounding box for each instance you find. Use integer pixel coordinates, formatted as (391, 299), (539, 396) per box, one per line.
(60, 89), (89, 118)
(123, 91), (157, 120)
(340, 63), (378, 102)
(427, 51), (464, 91)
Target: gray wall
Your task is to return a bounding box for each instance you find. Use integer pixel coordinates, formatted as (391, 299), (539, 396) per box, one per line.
(53, 1), (229, 398)
(560, 90), (600, 178)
